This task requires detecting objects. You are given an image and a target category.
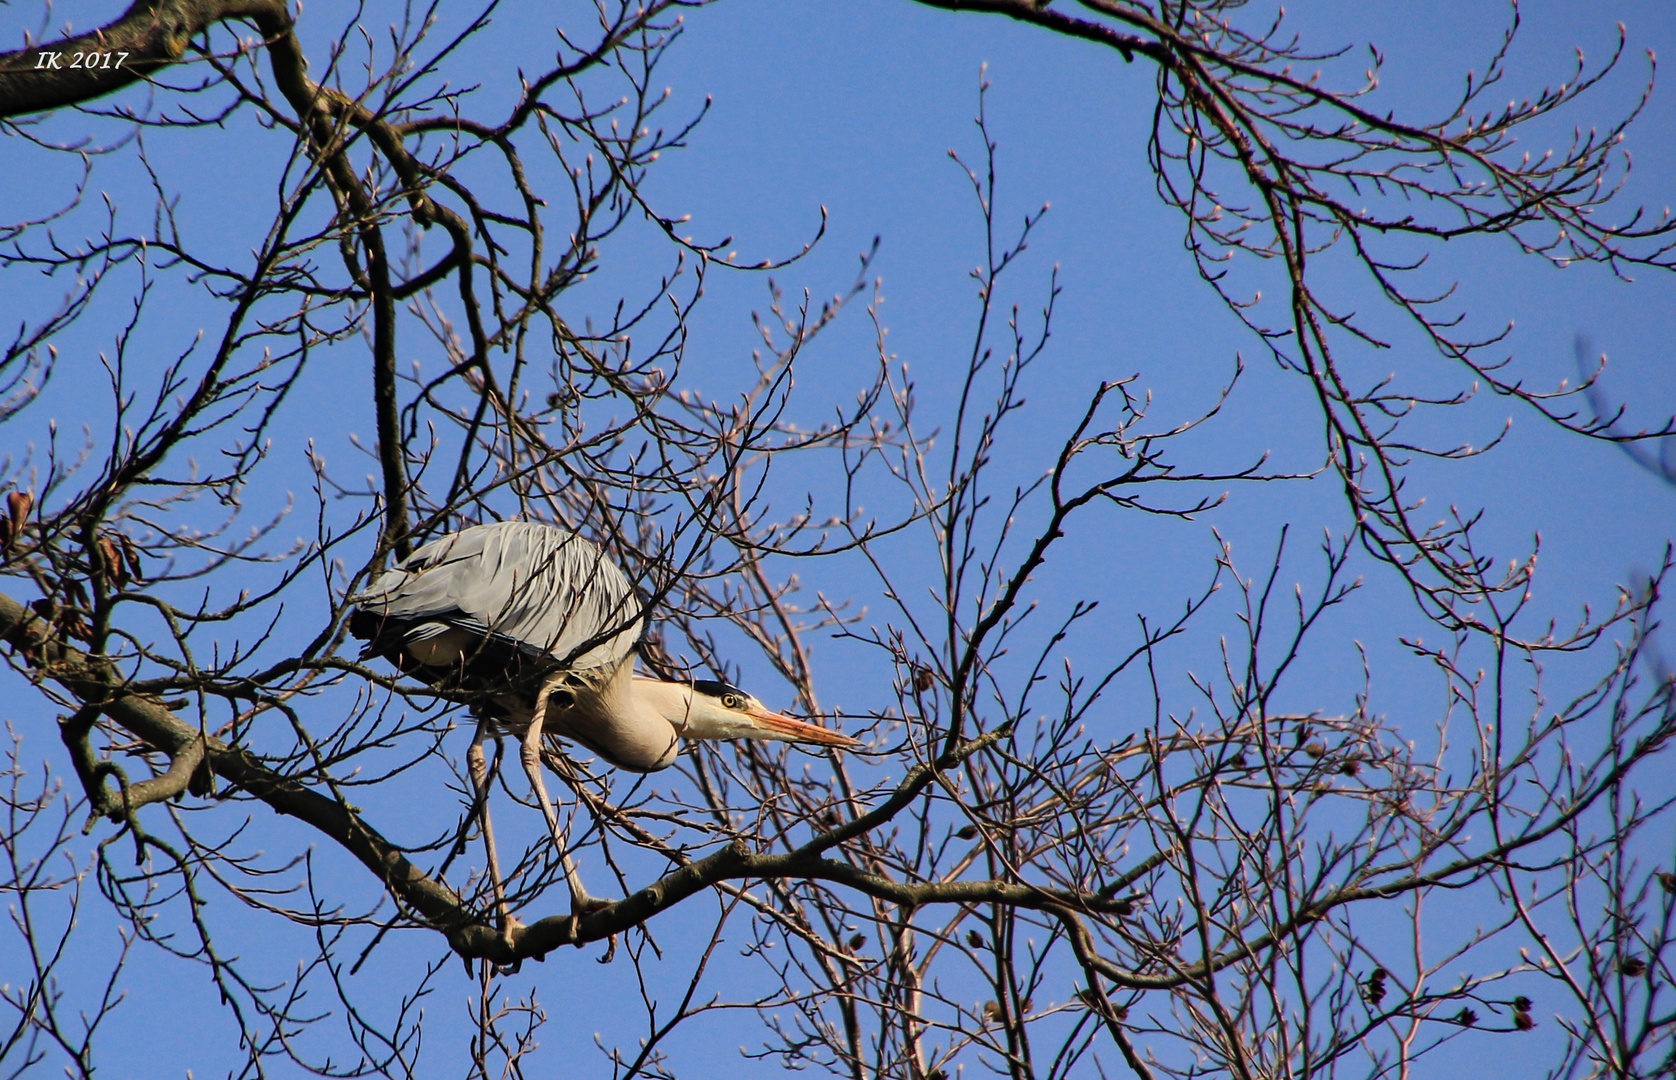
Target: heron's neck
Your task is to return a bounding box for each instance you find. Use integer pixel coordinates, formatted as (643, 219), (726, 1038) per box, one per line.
(626, 676), (701, 730)
(557, 662), (683, 772)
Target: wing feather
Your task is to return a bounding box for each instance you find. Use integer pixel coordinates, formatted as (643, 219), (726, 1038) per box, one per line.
(353, 520), (643, 671)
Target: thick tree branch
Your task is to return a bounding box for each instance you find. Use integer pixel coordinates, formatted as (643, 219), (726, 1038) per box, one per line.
(57, 701), (206, 829)
(0, 589), (477, 941)
(903, 0), (1156, 62)
(0, 0), (286, 119)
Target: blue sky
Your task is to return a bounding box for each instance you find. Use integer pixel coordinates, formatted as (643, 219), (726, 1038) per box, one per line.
(1, 1), (1673, 1075)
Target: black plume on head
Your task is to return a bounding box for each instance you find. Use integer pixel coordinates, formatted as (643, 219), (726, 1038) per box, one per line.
(691, 679), (748, 701)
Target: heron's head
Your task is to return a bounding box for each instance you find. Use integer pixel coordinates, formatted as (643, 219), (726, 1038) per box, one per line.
(635, 677), (860, 748)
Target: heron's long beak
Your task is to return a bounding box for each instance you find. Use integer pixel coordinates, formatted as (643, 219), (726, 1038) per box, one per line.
(746, 706), (863, 749)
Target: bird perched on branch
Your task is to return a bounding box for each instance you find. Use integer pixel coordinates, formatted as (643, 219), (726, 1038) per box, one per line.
(348, 519), (858, 928)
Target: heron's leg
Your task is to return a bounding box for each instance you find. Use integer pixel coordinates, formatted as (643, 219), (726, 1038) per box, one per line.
(522, 677), (600, 916)
(467, 718), (515, 937)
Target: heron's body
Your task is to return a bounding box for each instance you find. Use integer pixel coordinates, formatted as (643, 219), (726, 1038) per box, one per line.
(348, 520), (857, 925)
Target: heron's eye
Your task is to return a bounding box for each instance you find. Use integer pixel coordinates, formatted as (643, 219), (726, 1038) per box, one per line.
(721, 694), (745, 710)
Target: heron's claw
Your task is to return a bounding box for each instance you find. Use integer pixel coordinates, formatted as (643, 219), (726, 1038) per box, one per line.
(481, 916), (527, 976)
(497, 914), (525, 947)
(565, 897), (609, 946)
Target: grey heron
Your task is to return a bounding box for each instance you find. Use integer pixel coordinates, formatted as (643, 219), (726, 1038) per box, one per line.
(348, 519), (858, 932)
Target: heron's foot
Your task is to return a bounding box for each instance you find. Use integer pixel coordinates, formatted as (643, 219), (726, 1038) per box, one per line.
(478, 916), (527, 976)
(496, 914), (525, 949)
(565, 896), (609, 947)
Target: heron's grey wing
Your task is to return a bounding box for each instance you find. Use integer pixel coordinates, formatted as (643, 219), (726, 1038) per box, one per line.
(472, 522), (645, 669)
(351, 525), (498, 621)
(353, 521), (644, 670)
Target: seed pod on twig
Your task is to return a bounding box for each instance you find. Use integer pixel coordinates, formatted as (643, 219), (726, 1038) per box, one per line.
(1363, 967), (1388, 1005)
(7, 490), (32, 534)
(1, 490), (28, 555)
(62, 607), (91, 641)
(117, 533), (145, 582)
(1075, 989), (1128, 1021)
(53, 579), (92, 641)
(97, 535), (127, 587)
